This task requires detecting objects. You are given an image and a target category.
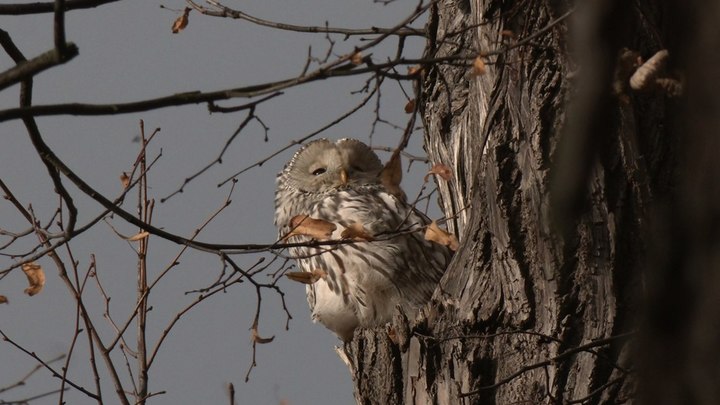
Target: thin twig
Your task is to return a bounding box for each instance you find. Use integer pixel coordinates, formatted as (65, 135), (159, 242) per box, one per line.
(0, 388), (69, 404)
(0, 330), (98, 399)
(136, 120), (151, 404)
(106, 179), (238, 353)
(216, 85), (378, 187)
(161, 110), (259, 202)
(187, 0), (426, 37)
(0, 30), (78, 92)
(458, 332), (634, 397)
(565, 375), (626, 404)
(0, 354), (65, 394)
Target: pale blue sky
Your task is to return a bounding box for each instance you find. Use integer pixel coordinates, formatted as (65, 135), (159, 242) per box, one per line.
(0, 1), (431, 404)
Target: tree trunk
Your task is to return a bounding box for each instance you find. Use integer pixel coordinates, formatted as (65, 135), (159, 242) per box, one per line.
(639, 1), (720, 404)
(345, 0), (681, 403)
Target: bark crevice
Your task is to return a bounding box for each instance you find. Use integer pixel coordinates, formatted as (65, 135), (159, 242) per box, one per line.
(343, 0), (679, 403)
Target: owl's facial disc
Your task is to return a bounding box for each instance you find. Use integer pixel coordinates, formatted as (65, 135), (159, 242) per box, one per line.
(287, 145), (341, 192)
(308, 165), (354, 192)
(304, 159), (375, 192)
(283, 138), (383, 193)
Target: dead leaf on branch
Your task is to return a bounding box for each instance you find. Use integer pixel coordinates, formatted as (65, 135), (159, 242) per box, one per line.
(120, 172), (130, 189)
(350, 52), (363, 65)
(341, 222), (374, 241)
(424, 163), (453, 182)
(380, 150), (406, 202)
(404, 99), (416, 114)
(251, 321), (275, 344)
(629, 49), (668, 91)
(282, 215), (336, 241)
(171, 7), (191, 34)
(286, 269), (327, 285)
(424, 221), (459, 251)
(407, 65), (424, 77)
(105, 221), (152, 242)
(126, 231), (150, 241)
(0, 295), (8, 304)
(471, 56), (487, 76)
(628, 49), (683, 96)
(22, 262), (45, 296)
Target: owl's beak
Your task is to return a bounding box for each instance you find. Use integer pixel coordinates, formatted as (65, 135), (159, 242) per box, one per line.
(339, 168), (348, 186)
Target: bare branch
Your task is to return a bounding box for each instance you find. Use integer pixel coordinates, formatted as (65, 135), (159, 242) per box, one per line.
(0, 149), (162, 276)
(566, 376), (626, 404)
(2, 26), (79, 242)
(0, 330), (98, 399)
(458, 332), (634, 397)
(0, 1), (436, 123)
(0, 354), (65, 394)
(53, 0), (67, 51)
(0, 0), (120, 15)
(0, 30), (78, 93)
(207, 91), (283, 114)
(187, 0), (426, 37)
(161, 110), (261, 202)
(0, 388), (69, 404)
(0, 57), (431, 122)
(216, 84), (378, 187)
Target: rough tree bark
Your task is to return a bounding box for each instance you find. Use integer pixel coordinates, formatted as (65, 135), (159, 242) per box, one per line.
(344, 0), (683, 404)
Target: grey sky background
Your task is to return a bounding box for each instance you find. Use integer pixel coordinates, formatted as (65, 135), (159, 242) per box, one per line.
(0, 1), (433, 404)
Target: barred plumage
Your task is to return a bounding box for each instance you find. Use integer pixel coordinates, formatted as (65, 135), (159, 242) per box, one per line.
(274, 138), (451, 341)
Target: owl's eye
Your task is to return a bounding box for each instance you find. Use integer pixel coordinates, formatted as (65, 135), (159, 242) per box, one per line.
(312, 168), (327, 176)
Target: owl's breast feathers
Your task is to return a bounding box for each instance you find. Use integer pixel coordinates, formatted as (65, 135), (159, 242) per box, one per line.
(275, 186), (451, 339)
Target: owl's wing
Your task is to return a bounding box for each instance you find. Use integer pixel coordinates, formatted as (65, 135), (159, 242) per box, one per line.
(309, 189), (451, 307)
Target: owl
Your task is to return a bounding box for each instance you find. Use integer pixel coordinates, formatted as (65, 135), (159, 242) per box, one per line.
(274, 138), (451, 341)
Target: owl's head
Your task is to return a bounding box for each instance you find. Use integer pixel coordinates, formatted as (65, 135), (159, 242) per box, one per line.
(279, 138), (383, 193)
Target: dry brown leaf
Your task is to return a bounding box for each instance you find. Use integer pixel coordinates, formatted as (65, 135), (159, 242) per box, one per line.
(171, 7), (191, 34)
(629, 49), (668, 91)
(0, 295), (8, 304)
(286, 269), (327, 285)
(424, 221), (459, 251)
(283, 215), (336, 241)
(120, 172), (130, 189)
(424, 163), (453, 182)
(471, 56), (487, 76)
(380, 150), (406, 202)
(350, 52), (363, 65)
(126, 231), (150, 241)
(251, 322), (275, 344)
(404, 99), (416, 114)
(341, 222), (374, 241)
(22, 262), (45, 296)
(407, 65), (423, 76)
